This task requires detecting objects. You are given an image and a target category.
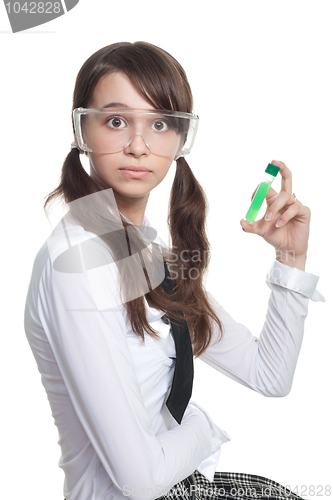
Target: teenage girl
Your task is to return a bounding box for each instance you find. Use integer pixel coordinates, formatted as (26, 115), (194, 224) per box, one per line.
(24, 41), (324, 500)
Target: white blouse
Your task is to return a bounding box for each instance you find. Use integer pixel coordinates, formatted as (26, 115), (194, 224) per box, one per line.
(24, 213), (324, 500)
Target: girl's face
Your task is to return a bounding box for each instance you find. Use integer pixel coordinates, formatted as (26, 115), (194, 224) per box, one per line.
(86, 72), (180, 204)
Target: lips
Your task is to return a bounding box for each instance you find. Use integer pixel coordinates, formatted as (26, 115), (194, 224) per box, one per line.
(119, 166), (151, 172)
(119, 166), (152, 178)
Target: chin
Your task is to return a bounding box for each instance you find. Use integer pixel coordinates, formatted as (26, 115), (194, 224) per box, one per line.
(113, 187), (151, 199)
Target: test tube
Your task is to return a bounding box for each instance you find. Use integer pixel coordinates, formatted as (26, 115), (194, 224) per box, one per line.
(244, 163), (280, 224)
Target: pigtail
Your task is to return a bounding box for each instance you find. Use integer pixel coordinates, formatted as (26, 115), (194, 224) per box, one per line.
(166, 157), (223, 356)
(169, 157), (208, 279)
(44, 148), (105, 213)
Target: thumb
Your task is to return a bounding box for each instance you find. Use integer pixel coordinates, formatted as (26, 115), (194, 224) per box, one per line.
(240, 218), (256, 233)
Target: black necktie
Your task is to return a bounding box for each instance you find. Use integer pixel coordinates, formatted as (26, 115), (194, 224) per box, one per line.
(161, 261), (194, 425)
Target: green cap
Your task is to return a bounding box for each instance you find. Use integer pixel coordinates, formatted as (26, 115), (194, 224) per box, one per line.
(265, 163), (280, 177)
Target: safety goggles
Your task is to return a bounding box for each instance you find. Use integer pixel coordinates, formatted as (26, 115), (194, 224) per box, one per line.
(73, 108), (199, 159)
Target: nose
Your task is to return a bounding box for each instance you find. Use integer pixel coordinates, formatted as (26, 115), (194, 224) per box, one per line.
(123, 133), (150, 157)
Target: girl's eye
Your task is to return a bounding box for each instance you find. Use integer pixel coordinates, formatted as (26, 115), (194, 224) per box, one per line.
(152, 120), (169, 132)
(106, 117), (126, 129)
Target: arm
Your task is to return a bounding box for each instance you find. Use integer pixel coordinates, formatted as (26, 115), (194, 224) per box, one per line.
(199, 260), (324, 396)
(37, 250), (223, 500)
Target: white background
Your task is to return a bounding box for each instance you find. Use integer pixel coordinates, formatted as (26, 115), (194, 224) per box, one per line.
(1, 1), (331, 499)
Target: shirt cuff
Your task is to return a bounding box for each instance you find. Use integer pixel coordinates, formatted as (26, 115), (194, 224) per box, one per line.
(266, 260), (325, 302)
(188, 400), (231, 482)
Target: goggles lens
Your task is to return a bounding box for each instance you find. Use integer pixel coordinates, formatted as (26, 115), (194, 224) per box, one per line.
(73, 108), (199, 159)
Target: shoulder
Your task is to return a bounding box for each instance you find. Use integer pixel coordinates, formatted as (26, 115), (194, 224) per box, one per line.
(27, 214), (116, 305)
(47, 213), (114, 272)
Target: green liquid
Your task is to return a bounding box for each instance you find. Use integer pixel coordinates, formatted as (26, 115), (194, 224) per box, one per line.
(245, 181), (271, 223)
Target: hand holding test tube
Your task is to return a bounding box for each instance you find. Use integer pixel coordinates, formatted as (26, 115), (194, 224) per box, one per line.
(241, 160), (311, 272)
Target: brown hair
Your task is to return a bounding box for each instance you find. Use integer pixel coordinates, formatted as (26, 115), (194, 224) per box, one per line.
(44, 41), (222, 356)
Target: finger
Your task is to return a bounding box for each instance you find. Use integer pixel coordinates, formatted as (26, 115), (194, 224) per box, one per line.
(274, 202), (301, 228)
(271, 160), (292, 194)
(264, 191), (297, 222)
(275, 201), (310, 228)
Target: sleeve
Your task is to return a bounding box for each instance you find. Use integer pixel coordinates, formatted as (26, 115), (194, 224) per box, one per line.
(199, 260), (325, 397)
(37, 249), (225, 500)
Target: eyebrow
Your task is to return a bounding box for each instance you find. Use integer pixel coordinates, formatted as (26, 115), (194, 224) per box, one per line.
(101, 102), (129, 109)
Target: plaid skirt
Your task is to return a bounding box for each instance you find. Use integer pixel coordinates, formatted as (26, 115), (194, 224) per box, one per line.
(156, 470), (304, 500)
(64, 470), (304, 500)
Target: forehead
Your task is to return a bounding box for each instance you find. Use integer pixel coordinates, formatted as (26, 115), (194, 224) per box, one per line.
(90, 72), (155, 111)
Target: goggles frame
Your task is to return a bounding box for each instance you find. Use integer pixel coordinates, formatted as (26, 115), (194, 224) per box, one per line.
(73, 107), (199, 159)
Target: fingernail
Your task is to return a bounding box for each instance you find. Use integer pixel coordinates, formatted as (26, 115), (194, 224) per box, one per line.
(275, 219), (283, 228)
(265, 212), (273, 221)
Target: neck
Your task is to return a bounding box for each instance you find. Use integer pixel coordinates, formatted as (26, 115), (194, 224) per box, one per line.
(114, 193), (149, 227)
